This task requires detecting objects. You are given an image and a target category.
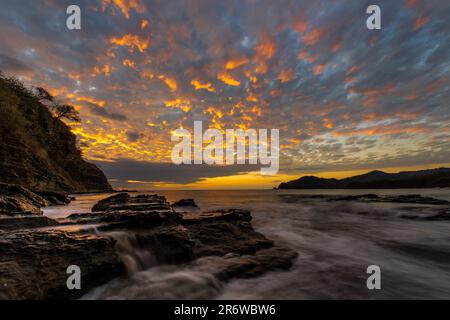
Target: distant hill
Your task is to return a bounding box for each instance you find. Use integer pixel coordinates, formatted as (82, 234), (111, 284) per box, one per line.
(0, 74), (112, 192)
(277, 168), (450, 189)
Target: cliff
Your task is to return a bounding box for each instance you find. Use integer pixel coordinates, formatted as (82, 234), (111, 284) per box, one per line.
(277, 168), (450, 189)
(0, 75), (112, 192)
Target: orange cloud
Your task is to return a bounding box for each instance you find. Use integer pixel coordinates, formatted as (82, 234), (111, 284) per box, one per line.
(217, 72), (240, 86)
(247, 92), (258, 103)
(76, 96), (106, 107)
(68, 73), (80, 80)
(225, 58), (249, 70)
(164, 98), (190, 112)
(278, 68), (296, 83)
(141, 19), (149, 30)
(413, 16), (429, 31)
(332, 40), (342, 53)
(93, 64), (112, 76)
(191, 79), (216, 92)
(102, 0), (144, 19)
(122, 59), (136, 69)
(294, 20), (308, 34)
(302, 28), (323, 45)
(314, 64), (325, 76)
(159, 75), (177, 91)
(255, 36), (277, 59)
(405, 0), (417, 8)
(323, 118), (334, 129)
(140, 70), (154, 79)
(333, 125), (427, 137)
(110, 34), (149, 53)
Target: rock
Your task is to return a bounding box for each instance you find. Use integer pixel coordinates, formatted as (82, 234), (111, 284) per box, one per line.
(332, 194), (380, 201)
(0, 230), (123, 300)
(1, 193), (297, 299)
(62, 210), (182, 231)
(0, 215), (58, 231)
(35, 191), (71, 206)
(91, 193), (172, 212)
(401, 208), (450, 221)
(84, 194), (294, 278)
(172, 198), (198, 207)
(380, 195), (449, 205)
(0, 183), (47, 215)
(193, 246), (298, 282)
(91, 193), (130, 212)
(326, 193), (448, 205)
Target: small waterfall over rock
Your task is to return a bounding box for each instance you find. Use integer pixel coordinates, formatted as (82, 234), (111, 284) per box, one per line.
(107, 231), (158, 275)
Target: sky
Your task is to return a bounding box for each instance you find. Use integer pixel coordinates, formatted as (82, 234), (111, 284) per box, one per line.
(0, 0), (449, 189)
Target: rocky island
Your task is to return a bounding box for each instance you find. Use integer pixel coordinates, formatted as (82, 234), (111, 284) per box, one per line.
(277, 168), (450, 189)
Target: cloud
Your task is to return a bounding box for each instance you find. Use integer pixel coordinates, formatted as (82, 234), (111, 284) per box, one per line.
(0, 53), (33, 74)
(88, 104), (128, 121)
(1, 0), (449, 185)
(94, 158), (261, 184)
(126, 131), (144, 142)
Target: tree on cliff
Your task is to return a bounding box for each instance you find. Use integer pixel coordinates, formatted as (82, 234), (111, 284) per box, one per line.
(35, 87), (80, 122)
(48, 104), (81, 122)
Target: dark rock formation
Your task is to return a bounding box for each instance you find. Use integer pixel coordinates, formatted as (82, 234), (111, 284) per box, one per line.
(278, 168), (450, 189)
(91, 193), (171, 212)
(0, 215), (58, 231)
(401, 208), (450, 221)
(0, 75), (112, 193)
(277, 193), (448, 206)
(172, 198), (198, 207)
(0, 230), (123, 300)
(0, 193), (297, 299)
(0, 183), (47, 215)
(330, 194), (449, 205)
(35, 191), (71, 206)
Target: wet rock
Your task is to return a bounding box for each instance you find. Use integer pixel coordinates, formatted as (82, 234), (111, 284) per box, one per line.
(0, 215), (58, 231)
(193, 246), (298, 281)
(35, 191), (71, 206)
(328, 193), (448, 205)
(172, 198), (198, 207)
(92, 193), (171, 212)
(0, 230), (123, 300)
(332, 194), (380, 201)
(380, 195), (449, 205)
(1, 193), (297, 299)
(84, 194), (293, 275)
(62, 210), (182, 231)
(91, 193), (130, 212)
(0, 183), (47, 215)
(401, 208), (450, 221)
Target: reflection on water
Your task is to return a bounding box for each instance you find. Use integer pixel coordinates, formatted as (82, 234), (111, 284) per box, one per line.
(46, 189), (450, 299)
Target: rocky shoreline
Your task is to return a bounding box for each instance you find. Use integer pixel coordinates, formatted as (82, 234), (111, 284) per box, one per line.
(2, 183), (449, 299)
(0, 184), (297, 300)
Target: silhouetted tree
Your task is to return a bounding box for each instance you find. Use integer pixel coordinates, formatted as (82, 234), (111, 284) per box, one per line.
(51, 104), (81, 122)
(35, 87), (54, 102)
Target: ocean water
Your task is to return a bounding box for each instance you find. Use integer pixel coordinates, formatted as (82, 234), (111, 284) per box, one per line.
(44, 189), (450, 299)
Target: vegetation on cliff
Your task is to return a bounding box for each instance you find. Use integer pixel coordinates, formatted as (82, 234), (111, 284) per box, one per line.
(0, 74), (111, 192)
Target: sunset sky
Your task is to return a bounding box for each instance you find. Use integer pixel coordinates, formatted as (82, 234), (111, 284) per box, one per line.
(0, 0), (449, 189)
